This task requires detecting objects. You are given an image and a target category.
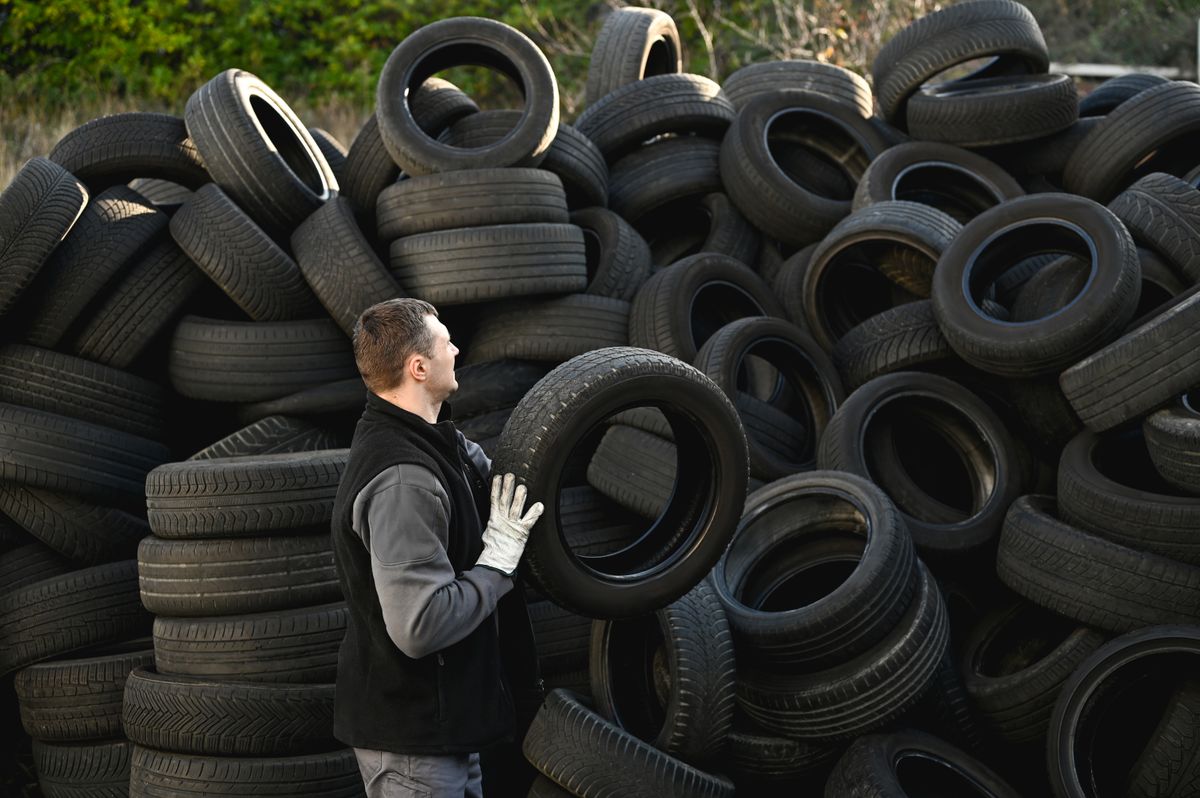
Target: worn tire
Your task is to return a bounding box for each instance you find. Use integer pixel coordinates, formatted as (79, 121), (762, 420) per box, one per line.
(585, 7), (683, 107)
(48, 112), (209, 192)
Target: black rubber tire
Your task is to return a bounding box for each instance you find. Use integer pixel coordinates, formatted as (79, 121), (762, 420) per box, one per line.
(528, 774), (577, 797)
(376, 17), (558, 176)
(522, 688), (735, 798)
(1134, 246), (1188, 318)
(66, 237), (206, 370)
(817, 371), (1022, 557)
(575, 73), (733, 161)
(1145, 394), (1200, 496)
(233, 378), (366, 426)
(1046, 625), (1200, 798)
(711, 470), (918, 670)
(852, 141), (1024, 223)
(34, 739), (132, 798)
(1108, 172), (1200, 284)
(1064, 80), (1200, 202)
(48, 112), (209, 192)
(1058, 427), (1200, 566)
(932, 192), (1140, 377)
(961, 600), (1105, 745)
(974, 115), (1104, 186)
(137, 533), (338, 616)
(1059, 280), (1200, 431)
(189, 415), (345, 460)
(906, 73), (1078, 147)
(735, 562), (948, 742)
(0, 542), (75, 593)
(607, 136), (722, 224)
(290, 195), (401, 337)
(628, 252), (784, 363)
(825, 729), (1023, 797)
(589, 578), (736, 764)
(306, 127), (346, 181)
(998, 495), (1200, 632)
(388, 222), (587, 306)
(722, 720), (840, 789)
(0, 560), (151, 677)
(0, 343), (166, 440)
(376, 168), (568, 240)
(464, 294), (630, 365)
(720, 89), (889, 247)
(556, 485), (643, 561)
(1126, 676), (1200, 798)
(587, 423), (676, 520)
(720, 60), (872, 117)
(0, 485), (148, 565)
(585, 7), (683, 107)
(128, 745), (362, 796)
(15, 640), (154, 741)
(636, 191), (762, 269)
(527, 600), (591, 676)
(832, 301), (962, 390)
(169, 183), (322, 321)
(152, 602), (347, 683)
(453, 360), (552, 419)
(570, 207), (651, 301)
(801, 200), (962, 352)
(184, 69), (336, 237)
(493, 347), (748, 618)
(1079, 73), (1170, 116)
(0, 157), (87, 316)
(694, 316), (845, 478)
(871, 0), (1050, 125)
(0, 403), (170, 506)
(18, 185), (167, 349)
(168, 315), (357, 403)
(122, 667), (336, 756)
(145, 449), (347, 539)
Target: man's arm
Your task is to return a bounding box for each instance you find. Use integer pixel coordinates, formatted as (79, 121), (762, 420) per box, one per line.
(352, 464), (512, 660)
(459, 431), (492, 481)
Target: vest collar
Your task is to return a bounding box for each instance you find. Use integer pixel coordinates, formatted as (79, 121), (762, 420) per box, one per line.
(364, 392), (460, 454)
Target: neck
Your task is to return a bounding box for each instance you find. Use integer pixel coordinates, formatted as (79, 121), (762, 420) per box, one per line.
(375, 386), (441, 424)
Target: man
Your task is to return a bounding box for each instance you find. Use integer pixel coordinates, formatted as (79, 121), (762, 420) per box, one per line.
(331, 297), (544, 797)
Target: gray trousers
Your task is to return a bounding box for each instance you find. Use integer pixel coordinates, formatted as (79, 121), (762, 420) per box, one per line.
(353, 747), (483, 798)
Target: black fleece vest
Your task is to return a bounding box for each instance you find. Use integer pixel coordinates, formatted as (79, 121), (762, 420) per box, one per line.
(331, 393), (534, 754)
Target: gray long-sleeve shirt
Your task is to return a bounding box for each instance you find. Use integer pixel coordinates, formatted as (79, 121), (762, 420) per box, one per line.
(350, 434), (512, 660)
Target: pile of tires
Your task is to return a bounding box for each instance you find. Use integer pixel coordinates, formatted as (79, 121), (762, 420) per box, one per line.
(3, 0), (1200, 795)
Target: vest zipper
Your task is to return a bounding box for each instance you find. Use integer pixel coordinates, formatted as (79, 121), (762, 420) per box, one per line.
(434, 652), (446, 722)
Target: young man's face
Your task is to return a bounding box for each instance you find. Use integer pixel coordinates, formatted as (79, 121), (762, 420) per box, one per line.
(422, 313), (459, 401)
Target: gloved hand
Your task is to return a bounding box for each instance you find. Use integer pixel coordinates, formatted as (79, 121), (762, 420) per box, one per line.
(475, 472), (544, 577)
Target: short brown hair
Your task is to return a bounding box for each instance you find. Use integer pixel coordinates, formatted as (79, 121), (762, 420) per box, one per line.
(352, 298), (439, 393)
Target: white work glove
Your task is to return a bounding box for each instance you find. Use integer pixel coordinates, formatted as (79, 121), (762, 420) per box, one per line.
(475, 472), (544, 577)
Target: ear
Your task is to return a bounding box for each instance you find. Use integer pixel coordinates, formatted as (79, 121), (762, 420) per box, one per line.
(406, 352), (427, 383)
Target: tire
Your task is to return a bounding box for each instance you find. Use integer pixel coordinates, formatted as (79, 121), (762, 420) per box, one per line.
(34, 739), (131, 798)
(234, 378), (366, 426)
(184, 69), (336, 237)
(608, 137), (722, 224)
(0, 560), (151, 677)
(570, 207), (652, 301)
(0, 542), (75, 593)
(388, 223), (587, 306)
(832, 301), (962, 390)
(557, 485), (643, 560)
(1126, 676), (1200, 798)
(145, 449), (348, 539)
(522, 688), (735, 798)
(0, 157), (87, 316)
(1079, 73), (1170, 116)
(527, 600), (591, 677)
(975, 115), (1104, 185)
(137, 533), (339, 616)
(720, 60), (872, 117)
(636, 192), (761, 269)
(1134, 246), (1187, 319)
(694, 317), (844, 478)
(168, 316), (357, 403)
(1064, 80), (1200, 202)
(1145, 395), (1200, 495)
(589, 578), (736, 763)
(15, 640), (154, 741)
(722, 721), (840, 788)
(48, 112), (209, 191)
(906, 73), (1078, 147)
(710, 471), (918, 670)
(575, 73), (733, 161)
(801, 200), (962, 352)
(585, 7), (683, 107)
(0, 485), (148, 565)
(122, 667), (336, 756)
(587, 424), (676, 520)
(492, 347), (748, 618)
(852, 141), (1024, 223)
(1108, 172), (1200, 283)
(628, 252), (784, 363)
(152, 602), (347, 683)
(817, 371), (1022, 556)
(376, 17), (558, 176)
(720, 89), (889, 247)
(128, 745), (362, 796)
(824, 729), (1022, 797)
(377, 168), (567, 241)
(18, 185), (167, 349)
(932, 193), (1140, 377)
(307, 127), (347, 181)
(1058, 427), (1200, 566)
(291, 195), (402, 337)
(735, 562), (948, 742)
(188, 415), (346, 460)
(169, 183), (322, 321)
(871, 0), (1049, 125)
(961, 601), (1105, 745)
(464, 294), (630, 365)
(453, 360), (552, 419)
(997, 495), (1200, 632)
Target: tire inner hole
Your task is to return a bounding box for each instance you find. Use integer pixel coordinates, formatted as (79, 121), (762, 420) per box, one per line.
(766, 109), (873, 200)
(643, 38), (678, 78)
(635, 197), (713, 267)
(966, 221), (1096, 322)
(892, 163), (1005, 224)
(249, 96), (324, 195)
(604, 614), (669, 744)
(815, 241), (933, 342)
(894, 751), (995, 796)
(689, 281), (765, 351)
(975, 603), (1077, 678)
(1090, 426), (1182, 496)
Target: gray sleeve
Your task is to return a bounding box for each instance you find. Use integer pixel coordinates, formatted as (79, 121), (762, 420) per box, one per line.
(458, 431), (492, 482)
(352, 464), (512, 660)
